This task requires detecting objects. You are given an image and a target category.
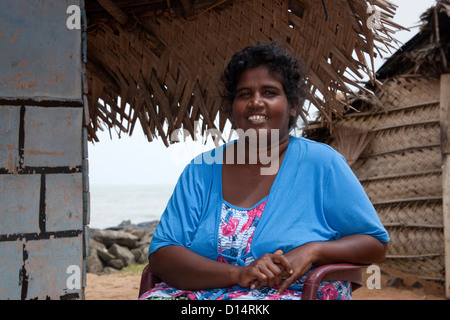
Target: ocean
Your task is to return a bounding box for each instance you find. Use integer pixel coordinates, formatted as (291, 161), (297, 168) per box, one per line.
(88, 184), (175, 229)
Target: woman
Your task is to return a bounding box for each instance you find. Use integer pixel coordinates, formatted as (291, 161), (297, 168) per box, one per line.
(141, 43), (389, 300)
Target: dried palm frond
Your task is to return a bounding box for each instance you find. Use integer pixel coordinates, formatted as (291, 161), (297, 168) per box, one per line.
(85, 0), (404, 144)
(334, 126), (375, 166)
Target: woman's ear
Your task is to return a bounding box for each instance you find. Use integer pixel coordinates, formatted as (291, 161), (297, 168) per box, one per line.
(289, 103), (297, 117)
(289, 108), (296, 117)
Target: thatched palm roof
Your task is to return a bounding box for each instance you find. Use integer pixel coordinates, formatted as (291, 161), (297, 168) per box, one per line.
(377, 0), (449, 80)
(304, 0), (450, 137)
(85, 0), (403, 145)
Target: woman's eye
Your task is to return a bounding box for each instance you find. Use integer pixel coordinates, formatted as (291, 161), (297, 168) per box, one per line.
(237, 91), (250, 98)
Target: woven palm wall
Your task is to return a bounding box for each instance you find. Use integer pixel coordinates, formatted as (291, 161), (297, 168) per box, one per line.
(328, 75), (445, 281)
(85, 0), (400, 145)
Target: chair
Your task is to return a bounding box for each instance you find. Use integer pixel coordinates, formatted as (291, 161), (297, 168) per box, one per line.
(138, 263), (368, 300)
(301, 263), (368, 300)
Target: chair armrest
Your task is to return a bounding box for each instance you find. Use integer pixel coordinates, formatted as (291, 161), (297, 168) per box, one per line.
(301, 263), (369, 300)
(138, 264), (162, 298)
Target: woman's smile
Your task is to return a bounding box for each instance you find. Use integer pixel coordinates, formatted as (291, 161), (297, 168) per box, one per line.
(247, 114), (269, 124)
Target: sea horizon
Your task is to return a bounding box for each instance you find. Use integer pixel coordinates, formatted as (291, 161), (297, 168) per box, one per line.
(88, 183), (174, 230)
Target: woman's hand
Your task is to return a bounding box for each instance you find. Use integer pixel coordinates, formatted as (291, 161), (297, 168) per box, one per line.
(237, 250), (293, 289)
(275, 243), (318, 294)
(275, 235), (388, 294)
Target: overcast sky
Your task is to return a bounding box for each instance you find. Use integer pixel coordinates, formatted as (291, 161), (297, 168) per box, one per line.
(88, 0), (438, 187)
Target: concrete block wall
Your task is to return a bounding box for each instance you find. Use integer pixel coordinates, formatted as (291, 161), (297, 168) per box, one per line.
(0, 1), (88, 299)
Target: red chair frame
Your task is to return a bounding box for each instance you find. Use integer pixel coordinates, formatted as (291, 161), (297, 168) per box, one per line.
(138, 263), (368, 300)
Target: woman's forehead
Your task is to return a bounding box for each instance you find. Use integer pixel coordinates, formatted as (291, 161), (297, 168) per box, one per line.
(237, 65), (284, 86)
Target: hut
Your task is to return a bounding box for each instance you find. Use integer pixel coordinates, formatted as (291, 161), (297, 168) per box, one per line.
(304, 0), (450, 297)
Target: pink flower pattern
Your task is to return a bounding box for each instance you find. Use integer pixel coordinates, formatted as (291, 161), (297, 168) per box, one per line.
(319, 283), (340, 300)
(221, 218), (239, 236)
(240, 201), (265, 233)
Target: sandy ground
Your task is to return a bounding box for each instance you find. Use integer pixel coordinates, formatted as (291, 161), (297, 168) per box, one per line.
(84, 264), (446, 300)
(354, 264), (445, 300)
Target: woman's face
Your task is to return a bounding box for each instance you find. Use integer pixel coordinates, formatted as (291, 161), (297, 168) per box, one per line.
(232, 64), (295, 140)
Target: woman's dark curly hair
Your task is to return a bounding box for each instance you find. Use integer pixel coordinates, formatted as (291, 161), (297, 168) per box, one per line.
(221, 42), (307, 130)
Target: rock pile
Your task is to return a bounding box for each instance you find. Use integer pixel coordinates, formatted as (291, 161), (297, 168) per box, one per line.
(86, 220), (158, 274)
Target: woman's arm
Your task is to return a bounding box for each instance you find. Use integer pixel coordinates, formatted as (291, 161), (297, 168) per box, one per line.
(277, 234), (387, 294)
(149, 246), (238, 290)
(149, 245), (293, 291)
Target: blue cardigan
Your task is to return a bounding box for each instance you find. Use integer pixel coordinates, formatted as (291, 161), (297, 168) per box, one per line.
(149, 137), (389, 260)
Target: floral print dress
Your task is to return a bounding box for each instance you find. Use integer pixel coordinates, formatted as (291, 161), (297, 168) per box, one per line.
(140, 198), (352, 300)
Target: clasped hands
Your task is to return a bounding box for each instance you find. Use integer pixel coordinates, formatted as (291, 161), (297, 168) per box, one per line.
(236, 245), (315, 295)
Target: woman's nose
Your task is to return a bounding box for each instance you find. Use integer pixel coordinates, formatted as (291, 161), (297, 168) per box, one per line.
(250, 95), (264, 108)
